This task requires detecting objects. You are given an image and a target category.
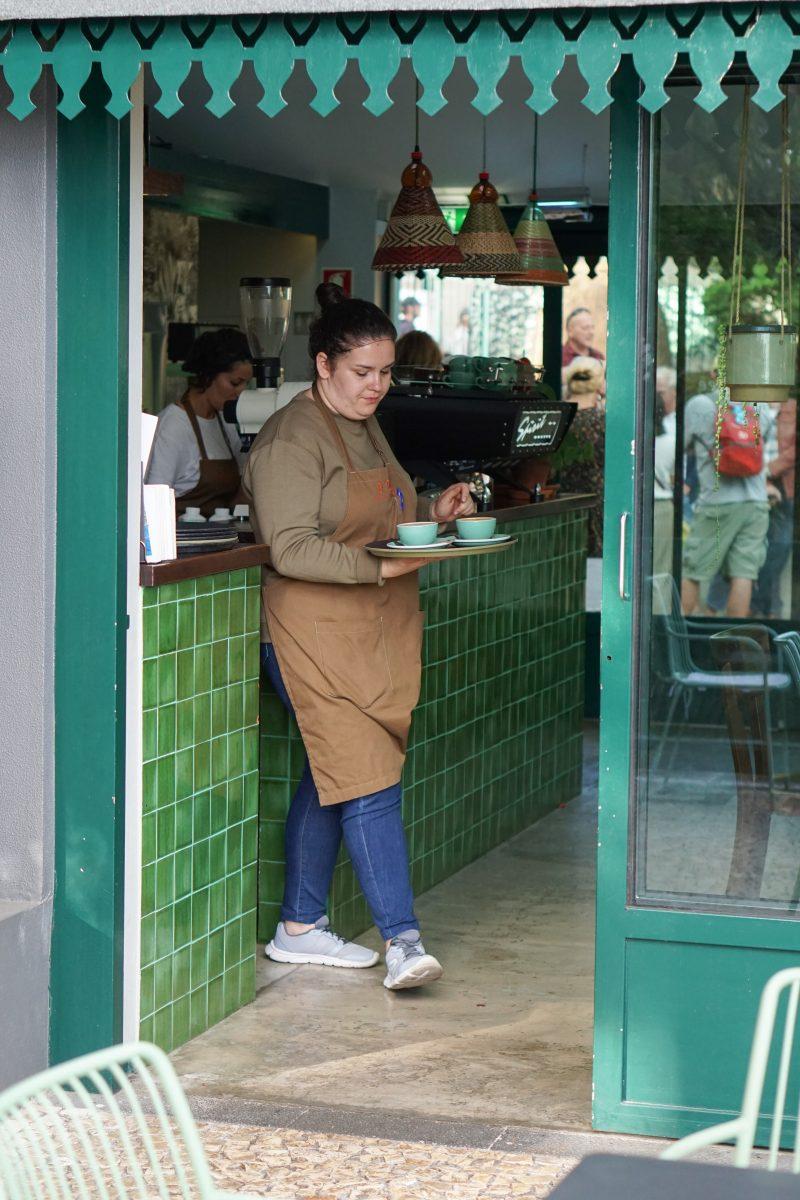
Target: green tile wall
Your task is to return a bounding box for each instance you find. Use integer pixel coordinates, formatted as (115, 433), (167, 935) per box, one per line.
(139, 568), (261, 1052)
(258, 512), (587, 941)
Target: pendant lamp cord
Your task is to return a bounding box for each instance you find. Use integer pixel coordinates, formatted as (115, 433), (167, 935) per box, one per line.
(414, 77), (420, 152)
(729, 84), (750, 331)
(532, 114), (539, 195)
(482, 116), (487, 173)
(780, 89), (792, 333)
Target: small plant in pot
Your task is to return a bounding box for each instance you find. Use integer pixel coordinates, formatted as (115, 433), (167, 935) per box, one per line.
(726, 321), (797, 404)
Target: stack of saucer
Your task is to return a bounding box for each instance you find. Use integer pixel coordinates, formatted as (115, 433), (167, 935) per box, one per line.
(176, 521), (239, 557)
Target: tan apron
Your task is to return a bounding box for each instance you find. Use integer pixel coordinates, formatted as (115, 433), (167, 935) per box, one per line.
(265, 391), (425, 805)
(176, 398), (241, 517)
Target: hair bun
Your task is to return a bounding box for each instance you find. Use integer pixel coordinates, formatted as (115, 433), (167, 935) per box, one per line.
(316, 281), (347, 311)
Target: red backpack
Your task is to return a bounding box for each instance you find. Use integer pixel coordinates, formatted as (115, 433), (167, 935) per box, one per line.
(714, 404), (763, 477)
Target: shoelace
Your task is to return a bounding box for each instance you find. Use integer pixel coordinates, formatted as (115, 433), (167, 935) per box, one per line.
(390, 937), (424, 961)
(321, 926), (347, 946)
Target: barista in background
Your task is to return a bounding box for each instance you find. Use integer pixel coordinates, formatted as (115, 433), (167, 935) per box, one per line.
(146, 328), (253, 516)
(395, 331), (443, 371)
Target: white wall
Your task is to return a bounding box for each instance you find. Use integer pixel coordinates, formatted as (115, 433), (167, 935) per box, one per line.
(318, 184), (382, 307)
(197, 219), (318, 381)
(0, 84), (56, 1083)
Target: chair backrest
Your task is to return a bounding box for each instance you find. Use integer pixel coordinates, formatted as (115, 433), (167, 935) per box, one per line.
(736, 967), (800, 1170)
(775, 631), (800, 692)
(650, 573), (695, 678)
(0, 1041), (215, 1200)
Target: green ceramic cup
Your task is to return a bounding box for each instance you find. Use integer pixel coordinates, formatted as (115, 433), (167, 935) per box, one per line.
(456, 516), (497, 540)
(397, 521), (439, 546)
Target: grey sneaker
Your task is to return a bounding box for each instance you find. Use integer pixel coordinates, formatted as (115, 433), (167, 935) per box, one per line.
(266, 917), (379, 968)
(383, 930), (443, 990)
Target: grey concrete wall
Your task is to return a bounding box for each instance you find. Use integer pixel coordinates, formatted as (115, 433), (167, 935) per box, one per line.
(0, 86), (56, 1084)
(318, 185), (381, 309)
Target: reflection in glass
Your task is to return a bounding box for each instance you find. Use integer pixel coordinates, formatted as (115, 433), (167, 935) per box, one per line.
(635, 88), (800, 913)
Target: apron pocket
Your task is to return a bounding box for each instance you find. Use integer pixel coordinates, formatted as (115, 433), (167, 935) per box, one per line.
(315, 617), (393, 710)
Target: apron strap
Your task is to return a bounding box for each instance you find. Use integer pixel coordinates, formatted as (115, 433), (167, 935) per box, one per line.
(180, 397), (210, 461)
(311, 382), (389, 471)
(180, 397), (237, 463)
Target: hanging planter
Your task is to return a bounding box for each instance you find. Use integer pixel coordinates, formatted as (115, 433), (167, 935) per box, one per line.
(727, 323), (797, 403)
(724, 87), (797, 404)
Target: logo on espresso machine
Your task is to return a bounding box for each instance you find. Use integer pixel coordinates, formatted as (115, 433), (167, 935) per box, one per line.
(516, 409), (562, 449)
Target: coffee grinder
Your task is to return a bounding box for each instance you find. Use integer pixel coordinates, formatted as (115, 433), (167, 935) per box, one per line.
(237, 276), (294, 444)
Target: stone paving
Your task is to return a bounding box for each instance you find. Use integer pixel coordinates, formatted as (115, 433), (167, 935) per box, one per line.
(198, 1120), (578, 1199)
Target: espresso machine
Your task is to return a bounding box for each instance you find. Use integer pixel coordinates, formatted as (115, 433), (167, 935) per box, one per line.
(377, 376), (575, 506)
(237, 276), (298, 444)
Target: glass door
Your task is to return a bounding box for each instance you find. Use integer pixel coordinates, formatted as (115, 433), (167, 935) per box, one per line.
(594, 69), (800, 1139)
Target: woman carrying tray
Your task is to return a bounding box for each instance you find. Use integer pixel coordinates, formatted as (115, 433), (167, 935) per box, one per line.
(243, 282), (474, 991)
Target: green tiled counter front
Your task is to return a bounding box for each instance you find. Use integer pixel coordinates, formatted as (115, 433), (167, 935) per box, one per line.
(140, 567), (261, 1052)
(258, 508), (588, 941)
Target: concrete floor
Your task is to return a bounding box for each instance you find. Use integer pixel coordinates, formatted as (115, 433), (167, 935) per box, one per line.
(171, 730), (598, 1135)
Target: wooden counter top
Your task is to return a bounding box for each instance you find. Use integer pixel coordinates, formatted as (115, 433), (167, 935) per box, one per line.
(140, 495), (592, 587)
(140, 543), (270, 588)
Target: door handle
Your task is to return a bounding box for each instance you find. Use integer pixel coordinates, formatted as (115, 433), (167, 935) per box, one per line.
(618, 511), (630, 601)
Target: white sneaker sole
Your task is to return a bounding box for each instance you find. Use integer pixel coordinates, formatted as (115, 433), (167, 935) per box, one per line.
(383, 954), (444, 990)
(265, 941), (379, 969)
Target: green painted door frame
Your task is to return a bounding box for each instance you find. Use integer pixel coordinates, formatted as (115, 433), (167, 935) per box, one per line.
(593, 65), (800, 1141)
(51, 72), (129, 1064)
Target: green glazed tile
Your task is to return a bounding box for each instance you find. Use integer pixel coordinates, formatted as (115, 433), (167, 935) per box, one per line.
(143, 607), (159, 660)
(229, 636), (245, 684)
(211, 688), (227, 738)
(175, 799), (193, 852)
(141, 914), (156, 967)
(142, 812), (157, 865)
(157, 705), (176, 758)
(211, 737), (228, 787)
(228, 776), (243, 825)
(176, 650), (195, 702)
(212, 592), (230, 641)
(177, 601), (195, 651)
(213, 572), (230, 593)
(189, 987), (208, 1040)
(173, 896), (192, 950)
(176, 699), (194, 751)
(142, 708), (157, 763)
(229, 588), (245, 637)
(209, 880), (226, 932)
(140, 963), (155, 1019)
(196, 595), (212, 646)
(212, 640), (229, 690)
(208, 927), (224, 979)
(157, 655), (176, 706)
(208, 976), (224, 1027)
(228, 683), (244, 731)
(176, 578), (196, 600)
(143, 760), (158, 815)
(174, 845), (192, 899)
(194, 692), (211, 743)
(143, 586), (157, 608)
(209, 832), (226, 881)
(153, 1006), (173, 1054)
(193, 741), (210, 793)
(175, 748), (194, 802)
(141, 864), (156, 916)
(158, 603), (177, 655)
(156, 805), (175, 859)
(172, 995), (191, 1049)
(155, 855), (174, 911)
(196, 575), (213, 596)
(195, 644), (211, 694)
(173, 945), (191, 999)
(142, 659), (158, 709)
(191, 888), (210, 941)
(210, 787), (227, 836)
(158, 583), (178, 603)
(155, 907), (173, 960)
(193, 839), (210, 891)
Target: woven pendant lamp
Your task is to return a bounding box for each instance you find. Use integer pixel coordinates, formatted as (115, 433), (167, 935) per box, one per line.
(496, 115), (568, 287)
(372, 148), (464, 272)
(495, 191), (568, 286)
(439, 171), (521, 278)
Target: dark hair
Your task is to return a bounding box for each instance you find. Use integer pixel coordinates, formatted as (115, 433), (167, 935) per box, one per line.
(309, 282), (395, 371)
(566, 307), (591, 328)
(183, 328), (252, 391)
(400, 296), (421, 312)
(395, 330), (443, 370)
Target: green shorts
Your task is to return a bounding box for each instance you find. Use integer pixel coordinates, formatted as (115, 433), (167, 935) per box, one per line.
(682, 501), (769, 582)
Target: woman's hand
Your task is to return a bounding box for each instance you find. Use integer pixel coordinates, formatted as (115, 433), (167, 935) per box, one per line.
(430, 483), (476, 524)
(381, 556), (428, 579)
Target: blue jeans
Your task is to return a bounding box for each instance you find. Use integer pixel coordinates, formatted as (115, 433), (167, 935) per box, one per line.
(261, 643), (418, 941)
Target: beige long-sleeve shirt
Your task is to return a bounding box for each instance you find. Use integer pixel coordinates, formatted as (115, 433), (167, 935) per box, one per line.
(243, 389), (425, 597)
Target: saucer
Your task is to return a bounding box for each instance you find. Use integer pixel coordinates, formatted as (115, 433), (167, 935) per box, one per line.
(453, 534), (512, 546)
(387, 537), (454, 550)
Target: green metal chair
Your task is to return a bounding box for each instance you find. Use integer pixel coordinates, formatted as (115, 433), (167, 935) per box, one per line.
(662, 967), (800, 1168)
(0, 1040), (265, 1199)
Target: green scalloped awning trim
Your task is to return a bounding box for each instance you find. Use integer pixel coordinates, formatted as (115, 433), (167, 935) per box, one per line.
(1, 7), (797, 123)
